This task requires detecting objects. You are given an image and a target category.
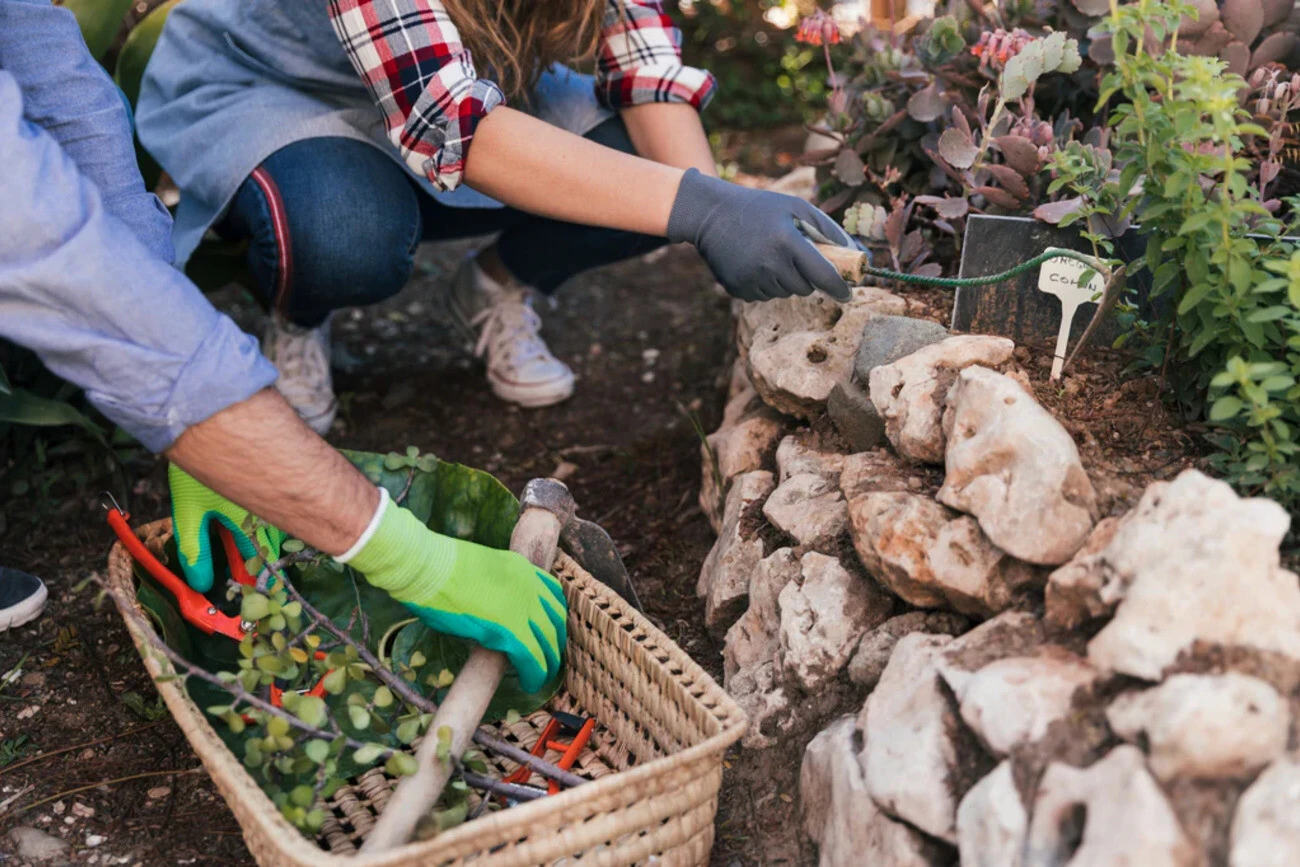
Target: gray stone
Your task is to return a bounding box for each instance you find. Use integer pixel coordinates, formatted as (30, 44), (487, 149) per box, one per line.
(7, 826), (71, 863)
(957, 762), (1027, 867)
(847, 611), (971, 689)
(802, 716), (952, 867)
(1230, 756), (1300, 867)
(700, 363), (790, 533)
(698, 470), (775, 634)
(1025, 746), (1194, 867)
(779, 552), (892, 690)
(939, 366), (1097, 566)
(1106, 673), (1289, 782)
(854, 315), (952, 384)
(775, 432), (846, 482)
(828, 378), (887, 452)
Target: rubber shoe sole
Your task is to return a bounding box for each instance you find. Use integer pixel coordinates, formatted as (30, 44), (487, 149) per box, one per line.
(0, 579), (47, 631)
(487, 367), (575, 408)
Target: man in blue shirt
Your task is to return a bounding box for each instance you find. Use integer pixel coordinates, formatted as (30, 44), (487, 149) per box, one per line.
(0, 0), (569, 694)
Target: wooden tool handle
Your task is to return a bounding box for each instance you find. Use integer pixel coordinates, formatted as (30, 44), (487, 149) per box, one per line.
(815, 243), (869, 284)
(361, 481), (572, 853)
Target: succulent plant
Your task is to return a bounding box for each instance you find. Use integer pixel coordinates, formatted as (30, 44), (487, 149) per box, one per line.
(1177, 0), (1300, 75)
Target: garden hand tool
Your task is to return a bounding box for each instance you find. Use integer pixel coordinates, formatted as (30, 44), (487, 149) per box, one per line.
(668, 167), (859, 302)
(560, 515), (642, 611)
(362, 478), (575, 853)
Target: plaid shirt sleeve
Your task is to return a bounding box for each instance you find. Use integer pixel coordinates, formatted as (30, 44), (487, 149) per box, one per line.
(596, 0), (716, 111)
(327, 0), (504, 191)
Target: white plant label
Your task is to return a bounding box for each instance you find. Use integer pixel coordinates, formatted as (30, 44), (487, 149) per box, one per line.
(1037, 248), (1104, 381)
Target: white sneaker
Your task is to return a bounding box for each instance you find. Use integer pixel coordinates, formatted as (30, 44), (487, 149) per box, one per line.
(262, 314), (338, 435)
(446, 257), (575, 408)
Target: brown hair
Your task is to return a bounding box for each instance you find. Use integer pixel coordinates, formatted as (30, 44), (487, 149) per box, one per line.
(443, 0), (609, 100)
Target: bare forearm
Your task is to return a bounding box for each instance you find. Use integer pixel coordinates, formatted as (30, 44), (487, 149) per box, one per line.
(621, 103), (717, 177)
(165, 389), (379, 556)
(464, 107), (684, 236)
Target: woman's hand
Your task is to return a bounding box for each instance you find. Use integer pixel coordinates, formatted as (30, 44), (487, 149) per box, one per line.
(666, 168), (857, 302)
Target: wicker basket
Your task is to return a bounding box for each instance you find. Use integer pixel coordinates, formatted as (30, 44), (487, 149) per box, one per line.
(106, 518), (747, 866)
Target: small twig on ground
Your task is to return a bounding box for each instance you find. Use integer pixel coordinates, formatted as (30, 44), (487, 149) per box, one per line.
(11, 768), (203, 817)
(0, 720), (167, 778)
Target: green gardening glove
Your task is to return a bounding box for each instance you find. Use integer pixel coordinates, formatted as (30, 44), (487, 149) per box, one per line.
(169, 464), (286, 593)
(343, 492), (567, 694)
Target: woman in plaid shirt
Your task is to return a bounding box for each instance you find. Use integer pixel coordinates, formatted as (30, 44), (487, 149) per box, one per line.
(136, 0), (857, 429)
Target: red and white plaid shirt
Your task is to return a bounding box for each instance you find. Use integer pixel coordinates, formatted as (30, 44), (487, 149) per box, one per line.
(327, 0), (716, 192)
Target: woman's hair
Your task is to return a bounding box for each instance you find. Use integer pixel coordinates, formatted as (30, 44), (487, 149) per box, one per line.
(445, 0), (609, 100)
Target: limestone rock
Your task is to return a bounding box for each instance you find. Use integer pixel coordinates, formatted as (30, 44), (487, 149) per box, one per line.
(802, 716), (952, 867)
(738, 284), (907, 360)
(940, 611), (1047, 672)
(1025, 746), (1194, 867)
(957, 762), (1027, 867)
(700, 362), (790, 532)
(7, 826), (71, 863)
(766, 166), (818, 201)
(724, 548), (800, 682)
(1106, 673), (1289, 782)
(744, 287), (908, 419)
(868, 335), (1015, 463)
(939, 648), (1099, 757)
(839, 448), (924, 500)
(775, 432), (846, 482)
(764, 473), (849, 552)
(698, 471), (775, 634)
(848, 491), (953, 608)
(1230, 756), (1300, 867)
(860, 632), (965, 843)
(939, 366), (1097, 566)
(848, 490), (1040, 616)
(779, 552), (891, 690)
(1067, 470), (1300, 680)
(1044, 516), (1127, 630)
(848, 611), (971, 689)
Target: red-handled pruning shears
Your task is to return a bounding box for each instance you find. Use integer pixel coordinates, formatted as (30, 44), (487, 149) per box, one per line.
(104, 495), (330, 708)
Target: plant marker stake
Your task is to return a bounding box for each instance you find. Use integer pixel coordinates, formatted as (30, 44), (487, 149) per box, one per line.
(361, 478), (576, 853)
(1035, 248), (1106, 381)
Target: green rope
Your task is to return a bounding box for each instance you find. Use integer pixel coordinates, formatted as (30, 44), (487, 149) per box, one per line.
(860, 248), (1107, 288)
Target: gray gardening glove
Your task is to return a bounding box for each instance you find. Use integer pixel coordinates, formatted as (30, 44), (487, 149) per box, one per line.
(667, 168), (858, 303)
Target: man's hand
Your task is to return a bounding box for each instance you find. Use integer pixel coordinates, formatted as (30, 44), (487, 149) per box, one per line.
(667, 168), (858, 303)
(169, 464), (285, 592)
(343, 493), (567, 694)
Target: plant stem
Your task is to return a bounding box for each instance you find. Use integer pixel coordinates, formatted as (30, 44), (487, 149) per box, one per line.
(0, 721), (167, 779)
(460, 771), (546, 803)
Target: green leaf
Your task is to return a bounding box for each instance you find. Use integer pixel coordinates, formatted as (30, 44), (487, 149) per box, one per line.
(373, 686), (394, 708)
(1210, 396), (1245, 421)
(282, 539), (305, 554)
(0, 389), (101, 433)
(386, 753), (419, 777)
(352, 743), (384, 766)
(348, 706), (371, 730)
(322, 668), (347, 695)
(241, 594), (271, 622)
(304, 739), (331, 764)
(61, 0), (135, 60)
(396, 719), (421, 745)
(295, 695), (328, 729)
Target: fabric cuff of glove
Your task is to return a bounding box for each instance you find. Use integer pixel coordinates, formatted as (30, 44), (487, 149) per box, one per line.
(665, 167), (719, 246)
(337, 487), (457, 600)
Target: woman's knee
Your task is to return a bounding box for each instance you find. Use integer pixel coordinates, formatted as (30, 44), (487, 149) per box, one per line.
(225, 138), (422, 319)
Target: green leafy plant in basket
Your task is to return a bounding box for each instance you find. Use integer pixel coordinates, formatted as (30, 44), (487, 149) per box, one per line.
(118, 447), (565, 837)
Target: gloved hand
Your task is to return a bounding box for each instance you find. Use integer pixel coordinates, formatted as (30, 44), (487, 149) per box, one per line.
(342, 490), (567, 694)
(667, 168), (859, 303)
(169, 464), (286, 593)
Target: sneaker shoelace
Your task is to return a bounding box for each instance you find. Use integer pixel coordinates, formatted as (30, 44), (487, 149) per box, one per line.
(470, 297), (554, 371)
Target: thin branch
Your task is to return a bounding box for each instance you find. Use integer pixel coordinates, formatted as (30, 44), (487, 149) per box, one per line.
(12, 768), (203, 817)
(0, 721), (167, 778)
(395, 468), (417, 506)
(461, 771), (546, 803)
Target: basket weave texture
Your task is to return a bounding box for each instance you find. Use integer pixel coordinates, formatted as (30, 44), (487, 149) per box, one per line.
(106, 518), (747, 867)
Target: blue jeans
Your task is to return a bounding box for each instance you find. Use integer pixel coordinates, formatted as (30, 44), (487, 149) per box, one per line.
(216, 118), (665, 327)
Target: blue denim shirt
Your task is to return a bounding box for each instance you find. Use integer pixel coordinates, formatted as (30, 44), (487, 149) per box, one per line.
(0, 0), (277, 452)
